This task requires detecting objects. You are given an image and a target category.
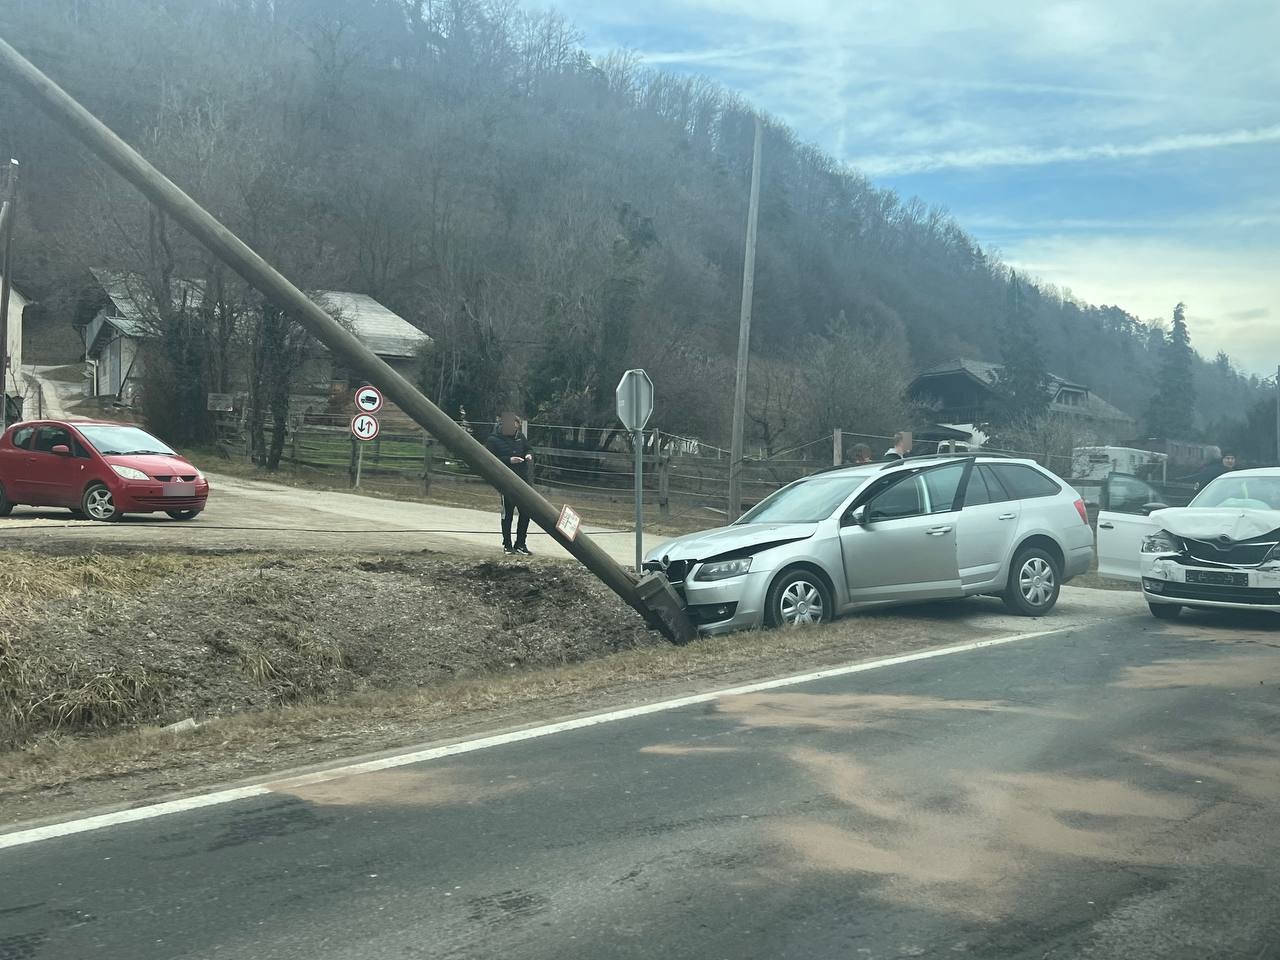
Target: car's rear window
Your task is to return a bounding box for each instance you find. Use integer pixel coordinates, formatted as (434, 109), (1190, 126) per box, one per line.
(988, 463), (1061, 500)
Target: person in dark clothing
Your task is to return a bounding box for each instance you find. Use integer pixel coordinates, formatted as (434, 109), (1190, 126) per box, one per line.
(485, 411), (534, 554)
(1193, 452), (1236, 491)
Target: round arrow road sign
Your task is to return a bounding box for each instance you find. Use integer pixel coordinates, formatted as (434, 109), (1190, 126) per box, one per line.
(351, 413), (380, 441)
(354, 385), (384, 414)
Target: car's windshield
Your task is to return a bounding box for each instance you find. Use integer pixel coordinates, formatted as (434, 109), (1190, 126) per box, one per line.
(1190, 474), (1280, 511)
(75, 424), (176, 457)
(736, 473), (865, 524)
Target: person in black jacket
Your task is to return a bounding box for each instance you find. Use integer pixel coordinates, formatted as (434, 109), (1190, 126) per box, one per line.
(485, 411), (534, 555)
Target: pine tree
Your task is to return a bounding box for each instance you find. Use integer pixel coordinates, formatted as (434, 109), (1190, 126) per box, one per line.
(994, 274), (1050, 425)
(1144, 302), (1196, 438)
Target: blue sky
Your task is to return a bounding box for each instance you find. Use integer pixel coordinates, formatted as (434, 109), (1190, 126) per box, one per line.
(540, 0), (1280, 375)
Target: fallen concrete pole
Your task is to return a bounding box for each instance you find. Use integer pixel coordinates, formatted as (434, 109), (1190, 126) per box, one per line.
(0, 35), (695, 644)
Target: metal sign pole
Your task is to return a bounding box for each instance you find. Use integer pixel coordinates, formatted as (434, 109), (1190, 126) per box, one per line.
(634, 428), (643, 571)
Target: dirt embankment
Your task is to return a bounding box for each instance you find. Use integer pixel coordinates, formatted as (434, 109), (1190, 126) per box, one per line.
(1, 550), (658, 746)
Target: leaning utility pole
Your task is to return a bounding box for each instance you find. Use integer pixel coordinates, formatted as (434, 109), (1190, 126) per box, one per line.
(1275, 364), (1279, 466)
(727, 117), (762, 521)
(0, 36), (694, 644)
(0, 159), (16, 423)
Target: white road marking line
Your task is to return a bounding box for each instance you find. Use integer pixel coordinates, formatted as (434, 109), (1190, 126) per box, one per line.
(0, 787), (269, 851)
(0, 625), (1066, 851)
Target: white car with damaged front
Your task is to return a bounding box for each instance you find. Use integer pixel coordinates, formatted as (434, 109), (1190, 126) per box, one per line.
(1096, 468), (1280, 618)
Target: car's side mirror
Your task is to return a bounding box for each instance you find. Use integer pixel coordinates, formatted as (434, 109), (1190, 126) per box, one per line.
(1141, 502), (1169, 516)
(51, 444), (71, 457)
(843, 505), (867, 527)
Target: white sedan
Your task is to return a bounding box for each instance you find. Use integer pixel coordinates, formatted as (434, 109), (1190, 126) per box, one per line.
(1097, 468), (1280, 618)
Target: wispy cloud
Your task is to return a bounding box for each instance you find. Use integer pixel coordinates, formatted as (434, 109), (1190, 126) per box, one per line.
(851, 124), (1280, 176)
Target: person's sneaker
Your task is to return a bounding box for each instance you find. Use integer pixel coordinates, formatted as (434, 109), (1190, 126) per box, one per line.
(514, 544), (533, 556)
(503, 545), (515, 555)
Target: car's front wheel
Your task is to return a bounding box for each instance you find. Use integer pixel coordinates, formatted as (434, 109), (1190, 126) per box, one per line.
(1148, 602), (1182, 620)
(765, 568), (833, 628)
(82, 482), (123, 522)
(166, 509), (201, 521)
(0, 481), (12, 517)
(1003, 546), (1061, 616)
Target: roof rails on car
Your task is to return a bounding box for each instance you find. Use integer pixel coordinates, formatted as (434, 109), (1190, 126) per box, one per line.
(877, 452), (1020, 471)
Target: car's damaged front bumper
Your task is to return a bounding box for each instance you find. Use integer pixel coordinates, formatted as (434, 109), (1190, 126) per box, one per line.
(642, 559), (770, 634)
(1142, 555), (1280, 612)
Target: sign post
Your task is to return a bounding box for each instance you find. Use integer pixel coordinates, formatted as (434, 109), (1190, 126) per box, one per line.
(351, 398), (381, 490)
(616, 369), (655, 571)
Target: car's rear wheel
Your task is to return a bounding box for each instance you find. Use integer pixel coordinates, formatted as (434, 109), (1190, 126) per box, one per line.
(0, 481), (12, 517)
(1148, 602), (1182, 620)
(765, 568), (833, 628)
(1003, 546), (1061, 616)
(166, 509), (200, 521)
(82, 482), (123, 522)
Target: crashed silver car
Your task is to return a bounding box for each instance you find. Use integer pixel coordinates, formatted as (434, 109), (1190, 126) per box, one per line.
(645, 456), (1094, 634)
(1097, 467), (1280, 618)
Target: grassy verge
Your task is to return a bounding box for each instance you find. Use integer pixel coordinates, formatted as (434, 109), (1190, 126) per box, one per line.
(0, 547), (1013, 824)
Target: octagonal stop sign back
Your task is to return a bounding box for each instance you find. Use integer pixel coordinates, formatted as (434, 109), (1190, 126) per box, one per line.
(616, 369), (654, 433)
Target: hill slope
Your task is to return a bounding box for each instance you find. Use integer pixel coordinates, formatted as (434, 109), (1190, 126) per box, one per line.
(0, 0), (1262, 445)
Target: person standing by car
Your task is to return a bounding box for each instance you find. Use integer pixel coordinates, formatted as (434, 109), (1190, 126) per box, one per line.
(850, 443), (873, 465)
(883, 431), (913, 461)
(485, 411), (534, 555)
(1193, 451), (1236, 491)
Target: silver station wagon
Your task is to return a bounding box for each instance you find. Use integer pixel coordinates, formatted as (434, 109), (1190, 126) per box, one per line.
(645, 456), (1094, 635)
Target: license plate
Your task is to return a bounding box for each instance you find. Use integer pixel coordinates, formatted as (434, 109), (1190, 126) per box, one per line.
(163, 482), (195, 498)
(1186, 569), (1247, 586)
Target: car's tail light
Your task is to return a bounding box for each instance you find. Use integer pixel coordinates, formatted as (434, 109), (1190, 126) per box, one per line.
(1073, 498), (1089, 525)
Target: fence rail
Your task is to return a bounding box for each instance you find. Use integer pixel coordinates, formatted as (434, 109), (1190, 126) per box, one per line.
(245, 416), (1098, 521)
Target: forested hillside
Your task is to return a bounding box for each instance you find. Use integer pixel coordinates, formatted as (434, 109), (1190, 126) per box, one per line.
(0, 0), (1265, 448)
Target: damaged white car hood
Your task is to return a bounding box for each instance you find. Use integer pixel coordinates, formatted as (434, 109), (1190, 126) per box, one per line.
(1151, 507), (1280, 542)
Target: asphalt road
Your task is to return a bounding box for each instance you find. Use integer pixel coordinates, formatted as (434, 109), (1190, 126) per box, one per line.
(4, 610), (1280, 960)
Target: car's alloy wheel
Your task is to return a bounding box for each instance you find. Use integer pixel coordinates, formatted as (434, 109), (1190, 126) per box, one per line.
(83, 483), (122, 522)
(1003, 547), (1061, 616)
(766, 569), (833, 628)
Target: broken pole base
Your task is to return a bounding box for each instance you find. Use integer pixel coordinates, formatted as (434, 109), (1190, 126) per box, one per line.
(635, 573), (697, 646)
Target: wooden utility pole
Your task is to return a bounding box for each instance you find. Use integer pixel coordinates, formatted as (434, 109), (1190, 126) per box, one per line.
(728, 118), (762, 520)
(0, 36), (694, 644)
(0, 159), (16, 423)
(1275, 364), (1279, 466)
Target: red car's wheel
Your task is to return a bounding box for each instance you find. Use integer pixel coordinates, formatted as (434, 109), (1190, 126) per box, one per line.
(166, 509), (200, 521)
(82, 482), (123, 522)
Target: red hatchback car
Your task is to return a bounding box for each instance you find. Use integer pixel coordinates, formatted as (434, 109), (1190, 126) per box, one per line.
(0, 420), (209, 522)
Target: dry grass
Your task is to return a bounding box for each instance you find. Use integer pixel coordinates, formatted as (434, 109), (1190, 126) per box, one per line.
(0, 552), (218, 745)
(0, 611), (973, 797)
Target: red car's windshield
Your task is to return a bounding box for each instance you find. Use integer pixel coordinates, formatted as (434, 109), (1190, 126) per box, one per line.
(75, 424), (176, 457)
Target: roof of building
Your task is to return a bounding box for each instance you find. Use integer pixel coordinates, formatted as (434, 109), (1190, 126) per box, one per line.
(85, 271), (431, 358)
(914, 358), (1088, 396)
(315, 291), (431, 358)
(910, 357), (1134, 425)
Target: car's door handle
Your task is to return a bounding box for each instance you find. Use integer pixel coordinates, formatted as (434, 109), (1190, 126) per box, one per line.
(926, 525), (953, 536)
(998, 513), (1017, 520)
(1098, 521), (1114, 529)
